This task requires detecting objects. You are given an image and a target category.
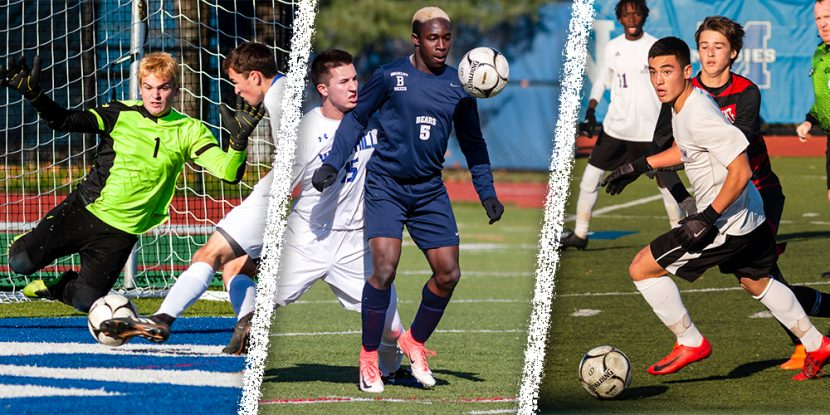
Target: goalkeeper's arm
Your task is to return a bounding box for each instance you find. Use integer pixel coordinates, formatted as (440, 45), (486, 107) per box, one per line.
(1, 55), (99, 133)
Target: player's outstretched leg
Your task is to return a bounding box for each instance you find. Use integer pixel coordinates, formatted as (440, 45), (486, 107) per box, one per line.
(22, 270), (78, 300)
(562, 164), (604, 250)
(100, 315), (171, 343)
(359, 282), (391, 393)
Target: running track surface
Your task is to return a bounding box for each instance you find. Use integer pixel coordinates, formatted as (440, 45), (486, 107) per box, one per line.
(0, 317), (244, 414)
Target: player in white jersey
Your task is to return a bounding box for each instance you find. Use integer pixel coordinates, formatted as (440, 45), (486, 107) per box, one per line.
(273, 50), (406, 383)
(99, 42), (286, 353)
(562, 0), (682, 250)
(604, 36), (830, 381)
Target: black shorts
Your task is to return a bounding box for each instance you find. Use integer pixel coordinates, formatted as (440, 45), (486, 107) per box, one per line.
(10, 191), (138, 295)
(759, 186), (785, 234)
(650, 223), (776, 282)
(587, 131), (653, 171)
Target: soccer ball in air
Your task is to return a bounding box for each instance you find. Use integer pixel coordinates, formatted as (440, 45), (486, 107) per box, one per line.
(578, 345), (632, 399)
(88, 294), (138, 346)
(457, 47), (509, 98)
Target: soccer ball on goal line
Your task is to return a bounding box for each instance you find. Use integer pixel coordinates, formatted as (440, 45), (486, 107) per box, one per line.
(88, 294), (138, 347)
(578, 345), (632, 399)
(457, 46), (509, 98)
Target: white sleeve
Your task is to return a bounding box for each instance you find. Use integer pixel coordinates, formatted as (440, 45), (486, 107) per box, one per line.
(589, 45), (612, 103)
(265, 77), (287, 147)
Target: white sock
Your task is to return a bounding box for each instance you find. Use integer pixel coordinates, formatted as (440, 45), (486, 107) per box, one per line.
(574, 164), (604, 239)
(755, 279), (824, 352)
(634, 277), (703, 347)
(378, 287), (404, 377)
(156, 262), (214, 319)
(227, 274), (256, 320)
(658, 185), (683, 228)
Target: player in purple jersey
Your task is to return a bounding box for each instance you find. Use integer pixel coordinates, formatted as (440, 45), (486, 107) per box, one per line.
(312, 6), (504, 393)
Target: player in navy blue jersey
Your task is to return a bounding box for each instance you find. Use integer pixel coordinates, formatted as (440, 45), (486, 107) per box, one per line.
(312, 6), (504, 393)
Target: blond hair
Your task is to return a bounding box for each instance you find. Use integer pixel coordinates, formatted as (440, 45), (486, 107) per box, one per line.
(138, 52), (179, 86)
(412, 6), (450, 34)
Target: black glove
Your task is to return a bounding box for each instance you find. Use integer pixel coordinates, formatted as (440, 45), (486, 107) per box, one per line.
(677, 205), (720, 252)
(220, 95), (266, 151)
(311, 164), (338, 192)
(578, 107), (597, 137)
(1, 55), (43, 100)
(678, 196), (698, 218)
(482, 197), (504, 224)
(601, 157), (651, 195)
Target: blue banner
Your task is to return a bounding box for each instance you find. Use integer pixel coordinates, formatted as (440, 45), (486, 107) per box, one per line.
(588, 0), (815, 123)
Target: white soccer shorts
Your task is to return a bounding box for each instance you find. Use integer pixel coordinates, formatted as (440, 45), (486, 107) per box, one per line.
(275, 220), (394, 311)
(216, 171), (273, 260)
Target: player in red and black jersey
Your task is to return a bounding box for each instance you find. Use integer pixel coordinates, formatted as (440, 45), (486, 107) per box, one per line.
(644, 16), (830, 370)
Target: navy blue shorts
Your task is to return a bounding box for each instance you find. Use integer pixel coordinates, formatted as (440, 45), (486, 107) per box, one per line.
(364, 173), (459, 250)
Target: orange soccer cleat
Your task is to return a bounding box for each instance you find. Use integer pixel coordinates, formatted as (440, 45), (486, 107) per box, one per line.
(780, 344), (806, 370)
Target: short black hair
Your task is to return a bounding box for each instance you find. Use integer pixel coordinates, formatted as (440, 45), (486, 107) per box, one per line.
(615, 0), (649, 21)
(648, 36), (691, 69)
(310, 48), (353, 86)
(223, 42), (279, 78)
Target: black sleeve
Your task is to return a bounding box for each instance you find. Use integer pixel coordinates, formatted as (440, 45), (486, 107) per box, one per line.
(29, 93), (101, 133)
(733, 84), (762, 138)
(651, 102), (674, 154)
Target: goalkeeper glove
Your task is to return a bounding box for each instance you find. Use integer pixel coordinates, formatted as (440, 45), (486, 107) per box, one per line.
(1, 55), (43, 100)
(220, 95), (266, 152)
(602, 157), (651, 195)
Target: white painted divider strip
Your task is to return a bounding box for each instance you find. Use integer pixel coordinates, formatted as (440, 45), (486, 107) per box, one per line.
(0, 342), (227, 357)
(564, 194), (664, 222)
(0, 365), (242, 388)
(0, 384), (124, 398)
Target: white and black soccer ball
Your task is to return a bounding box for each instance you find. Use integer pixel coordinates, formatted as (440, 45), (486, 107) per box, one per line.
(87, 294), (138, 346)
(578, 345), (632, 399)
(457, 47), (509, 98)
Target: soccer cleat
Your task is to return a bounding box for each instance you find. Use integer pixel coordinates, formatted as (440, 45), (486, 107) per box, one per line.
(780, 344), (806, 370)
(397, 330), (436, 388)
(100, 315), (170, 343)
(793, 336), (830, 380)
(381, 367), (425, 388)
(22, 279), (53, 299)
(560, 228), (588, 250)
(647, 337), (712, 375)
(222, 312), (252, 355)
(359, 346), (384, 393)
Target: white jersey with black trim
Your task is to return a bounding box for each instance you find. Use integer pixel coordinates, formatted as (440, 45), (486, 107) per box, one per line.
(672, 87), (765, 236)
(288, 107), (377, 231)
(589, 32), (660, 142)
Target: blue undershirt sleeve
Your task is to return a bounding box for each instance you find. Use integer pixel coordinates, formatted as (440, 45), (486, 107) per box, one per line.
(454, 96), (496, 201)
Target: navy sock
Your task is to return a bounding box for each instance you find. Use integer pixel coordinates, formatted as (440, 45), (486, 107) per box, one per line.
(362, 282), (391, 351)
(410, 284), (451, 344)
(792, 285), (830, 318)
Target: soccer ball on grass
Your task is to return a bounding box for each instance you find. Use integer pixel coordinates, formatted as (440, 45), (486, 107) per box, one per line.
(88, 294), (138, 346)
(578, 345), (632, 399)
(457, 47), (509, 98)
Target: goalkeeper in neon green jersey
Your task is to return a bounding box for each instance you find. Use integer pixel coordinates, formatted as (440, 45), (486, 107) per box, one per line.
(1, 52), (265, 312)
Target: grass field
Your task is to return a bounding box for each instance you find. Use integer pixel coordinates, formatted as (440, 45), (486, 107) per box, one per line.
(540, 156), (830, 414)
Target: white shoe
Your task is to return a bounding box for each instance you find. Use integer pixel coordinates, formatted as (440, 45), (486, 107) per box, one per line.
(397, 330), (436, 388)
(359, 346), (384, 393)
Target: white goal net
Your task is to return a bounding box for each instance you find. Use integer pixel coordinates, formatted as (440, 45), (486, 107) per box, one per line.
(0, 0), (296, 302)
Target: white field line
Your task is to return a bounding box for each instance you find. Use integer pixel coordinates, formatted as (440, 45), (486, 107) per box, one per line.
(0, 384), (124, 398)
(0, 342), (229, 357)
(469, 410), (518, 415)
(564, 194), (663, 222)
(271, 329), (524, 337)
(0, 365), (242, 387)
(555, 281), (830, 298)
(259, 396), (517, 405)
